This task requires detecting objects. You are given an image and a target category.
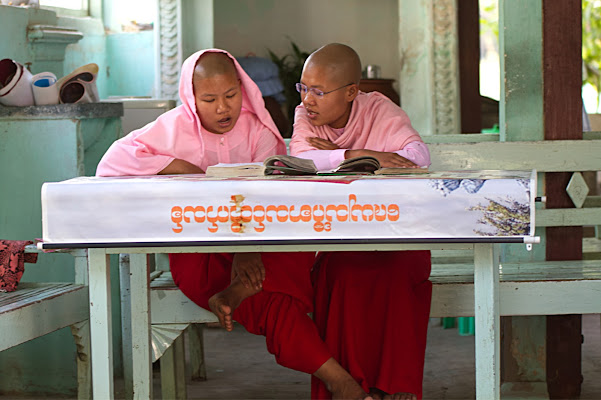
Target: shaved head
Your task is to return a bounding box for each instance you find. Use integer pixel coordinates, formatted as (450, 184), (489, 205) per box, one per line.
(303, 43), (362, 85)
(194, 52), (238, 81)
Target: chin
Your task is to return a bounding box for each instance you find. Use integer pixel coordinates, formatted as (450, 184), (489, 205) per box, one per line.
(309, 118), (328, 127)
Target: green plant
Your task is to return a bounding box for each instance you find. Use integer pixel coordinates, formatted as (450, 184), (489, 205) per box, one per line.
(268, 41), (312, 128)
(583, 0), (601, 111)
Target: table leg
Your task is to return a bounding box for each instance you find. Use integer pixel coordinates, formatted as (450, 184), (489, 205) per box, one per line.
(473, 243), (500, 399)
(130, 253), (153, 399)
(88, 248), (114, 399)
(119, 254), (134, 399)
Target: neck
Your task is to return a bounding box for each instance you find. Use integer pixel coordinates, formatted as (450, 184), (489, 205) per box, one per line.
(328, 102), (353, 129)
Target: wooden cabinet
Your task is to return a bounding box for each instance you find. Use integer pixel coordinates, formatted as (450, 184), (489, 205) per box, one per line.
(359, 78), (400, 106)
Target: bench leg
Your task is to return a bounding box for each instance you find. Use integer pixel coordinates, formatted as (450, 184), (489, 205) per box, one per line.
(189, 324), (207, 381)
(88, 248), (114, 399)
(474, 243), (500, 400)
(71, 320), (91, 400)
(161, 332), (187, 399)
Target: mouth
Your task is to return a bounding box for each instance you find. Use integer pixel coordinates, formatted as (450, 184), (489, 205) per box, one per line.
(306, 109), (318, 119)
(217, 117), (232, 127)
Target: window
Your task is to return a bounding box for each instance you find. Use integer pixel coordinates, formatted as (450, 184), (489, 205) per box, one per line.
(40, 0), (88, 16)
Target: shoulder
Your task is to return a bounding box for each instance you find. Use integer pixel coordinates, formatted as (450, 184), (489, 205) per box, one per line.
(357, 92), (412, 122)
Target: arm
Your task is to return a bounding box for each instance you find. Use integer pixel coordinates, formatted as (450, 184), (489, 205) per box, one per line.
(298, 140), (430, 170)
(158, 159), (204, 175)
(346, 141), (430, 168)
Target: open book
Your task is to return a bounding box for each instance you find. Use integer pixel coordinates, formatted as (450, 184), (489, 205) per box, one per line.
(205, 162), (266, 177)
(205, 155), (428, 177)
(263, 154), (428, 175)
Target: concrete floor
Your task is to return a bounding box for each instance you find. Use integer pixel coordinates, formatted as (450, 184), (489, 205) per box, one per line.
(147, 314), (601, 400)
(2, 316), (599, 399)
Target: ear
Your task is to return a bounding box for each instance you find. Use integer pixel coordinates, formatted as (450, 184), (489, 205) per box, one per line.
(346, 83), (359, 102)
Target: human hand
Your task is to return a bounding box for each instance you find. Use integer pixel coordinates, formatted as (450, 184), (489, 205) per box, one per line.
(232, 252), (265, 290)
(158, 159), (204, 175)
(306, 137), (340, 150)
(347, 149), (418, 168)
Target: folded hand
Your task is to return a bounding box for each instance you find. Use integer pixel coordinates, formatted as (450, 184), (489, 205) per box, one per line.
(307, 137), (340, 150)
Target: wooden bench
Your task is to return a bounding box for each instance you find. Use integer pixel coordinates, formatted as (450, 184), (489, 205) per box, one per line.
(135, 254), (601, 398)
(0, 245), (90, 399)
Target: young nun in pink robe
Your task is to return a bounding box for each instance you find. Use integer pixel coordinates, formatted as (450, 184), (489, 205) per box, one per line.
(290, 43), (432, 400)
(97, 48), (375, 400)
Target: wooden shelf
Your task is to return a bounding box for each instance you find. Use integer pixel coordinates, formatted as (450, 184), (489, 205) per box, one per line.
(359, 78), (400, 106)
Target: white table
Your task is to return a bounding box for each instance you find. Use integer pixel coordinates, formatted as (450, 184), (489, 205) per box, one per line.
(40, 172), (538, 399)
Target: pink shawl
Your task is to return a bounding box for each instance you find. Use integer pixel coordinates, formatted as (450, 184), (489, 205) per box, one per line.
(290, 91), (422, 155)
(96, 49), (285, 176)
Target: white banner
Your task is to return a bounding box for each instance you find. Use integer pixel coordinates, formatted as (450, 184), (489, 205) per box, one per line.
(41, 171), (536, 245)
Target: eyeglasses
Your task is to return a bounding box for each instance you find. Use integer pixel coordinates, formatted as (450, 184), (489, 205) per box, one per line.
(295, 82), (353, 98)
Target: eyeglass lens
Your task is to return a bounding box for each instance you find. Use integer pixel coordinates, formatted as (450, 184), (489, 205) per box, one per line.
(296, 83), (323, 97)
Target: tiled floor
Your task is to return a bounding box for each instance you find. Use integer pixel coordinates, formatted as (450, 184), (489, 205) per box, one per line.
(154, 314), (601, 400)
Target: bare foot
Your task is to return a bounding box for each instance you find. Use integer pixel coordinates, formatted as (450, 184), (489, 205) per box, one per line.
(330, 376), (373, 400)
(382, 392), (417, 400)
(208, 277), (260, 331)
(314, 358), (373, 400)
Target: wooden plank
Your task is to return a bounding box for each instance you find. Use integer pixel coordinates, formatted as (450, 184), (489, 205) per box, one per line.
(151, 288), (218, 324)
(536, 208), (601, 227)
(457, 0), (481, 133)
(0, 283), (81, 311)
(431, 279), (601, 317)
(428, 140), (601, 171)
(542, 1), (583, 396)
(0, 286), (88, 351)
(423, 133), (500, 143)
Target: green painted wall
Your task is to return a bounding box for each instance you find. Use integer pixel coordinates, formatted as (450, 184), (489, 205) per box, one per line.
(0, 111), (123, 396)
(0, 6), (61, 75)
(105, 31), (155, 97)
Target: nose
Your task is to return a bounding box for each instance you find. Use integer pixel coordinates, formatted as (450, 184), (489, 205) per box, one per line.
(216, 97), (229, 113)
(302, 90), (316, 104)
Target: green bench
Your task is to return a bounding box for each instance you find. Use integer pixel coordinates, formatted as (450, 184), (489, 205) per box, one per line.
(0, 246), (90, 399)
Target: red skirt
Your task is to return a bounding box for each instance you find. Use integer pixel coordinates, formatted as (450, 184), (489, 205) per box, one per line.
(311, 250), (432, 399)
(169, 251), (331, 374)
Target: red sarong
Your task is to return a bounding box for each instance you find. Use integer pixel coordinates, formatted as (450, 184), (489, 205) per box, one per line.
(169, 251), (331, 374)
(311, 250), (432, 399)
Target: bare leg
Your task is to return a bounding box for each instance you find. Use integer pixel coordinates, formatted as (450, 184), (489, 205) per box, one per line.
(313, 358), (374, 400)
(208, 276), (260, 331)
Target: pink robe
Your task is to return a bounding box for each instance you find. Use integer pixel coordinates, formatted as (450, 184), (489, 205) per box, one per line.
(291, 92), (433, 398)
(96, 49), (331, 375)
(291, 91), (423, 156)
(97, 49), (286, 176)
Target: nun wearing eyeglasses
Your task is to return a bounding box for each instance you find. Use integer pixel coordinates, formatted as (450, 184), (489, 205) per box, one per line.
(290, 43), (432, 400)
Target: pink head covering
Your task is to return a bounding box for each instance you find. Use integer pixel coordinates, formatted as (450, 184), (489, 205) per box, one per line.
(96, 49), (285, 176)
